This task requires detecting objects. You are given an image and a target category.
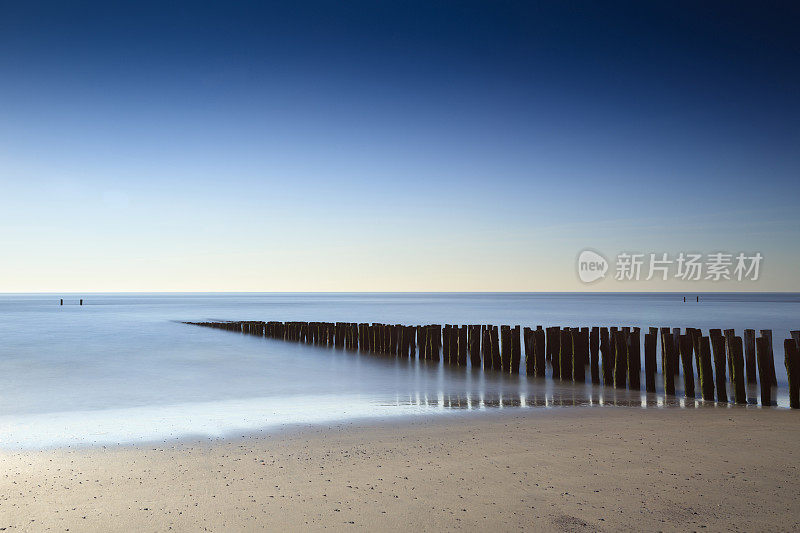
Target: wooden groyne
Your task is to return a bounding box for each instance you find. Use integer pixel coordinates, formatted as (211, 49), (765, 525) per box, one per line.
(183, 320), (799, 408)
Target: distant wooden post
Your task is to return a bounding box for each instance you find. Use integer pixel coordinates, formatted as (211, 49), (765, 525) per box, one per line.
(60, 298), (63, 305)
(730, 336), (746, 404)
(698, 336), (715, 401)
(756, 336), (774, 406)
(644, 332), (657, 393)
(589, 327), (600, 384)
(784, 338), (800, 409)
(679, 334), (695, 398)
(80, 299), (83, 305)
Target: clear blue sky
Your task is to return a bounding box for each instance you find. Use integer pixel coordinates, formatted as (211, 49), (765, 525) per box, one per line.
(1, 1), (798, 291)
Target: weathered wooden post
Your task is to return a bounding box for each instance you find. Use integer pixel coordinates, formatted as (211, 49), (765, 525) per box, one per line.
(661, 329), (676, 396)
(600, 327), (613, 386)
(524, 327), (534, 375)
(710, 332), (728, 402)
(613, 329), (627, 389)
(744, 329), (757, 384)
(756, 335), (774, 406)
(759, 329), (778, 387)
(443, 325), (452, 363)
(482, 326), (492, 370)
(589, 327), (600, 384)
(628, 327), (641, 391)
(511, 325), (521, 374)
(573, 328), (588, 383)
(80, 299), (83, 305)
(679, 334), (695, 398)
(698, 336), (715, 401)
(644, 332), (657, 393)
(671, 328), (681, 377)
(490, 326), (499, 370)
(550, 327), (561, 380)
(784, 338), (800, 409)
(500, 325), (510, 373)
(730, 336), (746, 404)
(458, 325), (468, 366)
(560, 328), (573, 381)
(432, 325), (442, 362)
(534, 326), (546, 377)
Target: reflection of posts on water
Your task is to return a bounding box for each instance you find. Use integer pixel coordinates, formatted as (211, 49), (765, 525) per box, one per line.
(182, 320), (800, 409)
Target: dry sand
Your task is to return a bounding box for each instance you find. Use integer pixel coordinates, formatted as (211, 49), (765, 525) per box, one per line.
(1, 406), (799, 532)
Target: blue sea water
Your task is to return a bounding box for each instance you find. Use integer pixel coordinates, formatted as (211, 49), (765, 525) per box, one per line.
(0, 292), (797, 449)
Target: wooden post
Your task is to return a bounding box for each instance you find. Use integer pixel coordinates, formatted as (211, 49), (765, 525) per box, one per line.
(469, 325), (481, 367)
(710, 332), (728, 403)
(458, 325), (468, 366)
(500, 325), (510, 373)
(443, 325), (452, 363)
(589, 327), (600, 384)
(490, 326), (499, 370)
(613, 330), (627, 389)
(482, 326), (492, 370)
(671, 328), (681, 377)
(551, 327), (561, 380)
(756, 335), (774, 406)
(600, 327), (613, 386)
(60, 298), (63, 305)
(534, 326), (546, 377)
(628, 327), (641, 391)
(730, 336), (747, 404)
(511, 325), (521, 374)
(698, 336), (715, 401)
(80, 299), (83, 305)
(573, 328), (587, 383)
(644, 332), (657, 393)
(560, 328), (573, 381)
(523, 327), (534, 375)
(759, 329), (778, 387)
(784, 338), (800, 409)
(679, 334), (695, 398)
(661, 329), (676, 396)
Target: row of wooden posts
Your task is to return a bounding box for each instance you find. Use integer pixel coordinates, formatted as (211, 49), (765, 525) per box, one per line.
(184, 321), (800, 409)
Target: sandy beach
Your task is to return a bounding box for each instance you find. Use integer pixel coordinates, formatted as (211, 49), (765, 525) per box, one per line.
(2, 406), (798, 532)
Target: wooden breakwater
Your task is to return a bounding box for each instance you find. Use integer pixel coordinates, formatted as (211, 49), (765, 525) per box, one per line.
(184, 320), (800, 409)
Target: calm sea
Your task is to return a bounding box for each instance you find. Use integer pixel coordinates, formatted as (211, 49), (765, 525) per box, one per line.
(0, 293), (797, 449)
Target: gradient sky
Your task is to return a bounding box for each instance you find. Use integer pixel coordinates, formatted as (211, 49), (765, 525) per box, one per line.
(1, 1), (798, 291)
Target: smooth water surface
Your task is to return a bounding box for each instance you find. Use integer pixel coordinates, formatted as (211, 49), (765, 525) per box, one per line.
(0, 293), (797, 449)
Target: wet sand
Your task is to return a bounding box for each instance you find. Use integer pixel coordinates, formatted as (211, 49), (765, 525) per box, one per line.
(1, 406), (799, 532)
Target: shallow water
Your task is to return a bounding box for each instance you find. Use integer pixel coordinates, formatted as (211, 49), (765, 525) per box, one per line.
(0, 293), (797, 449)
